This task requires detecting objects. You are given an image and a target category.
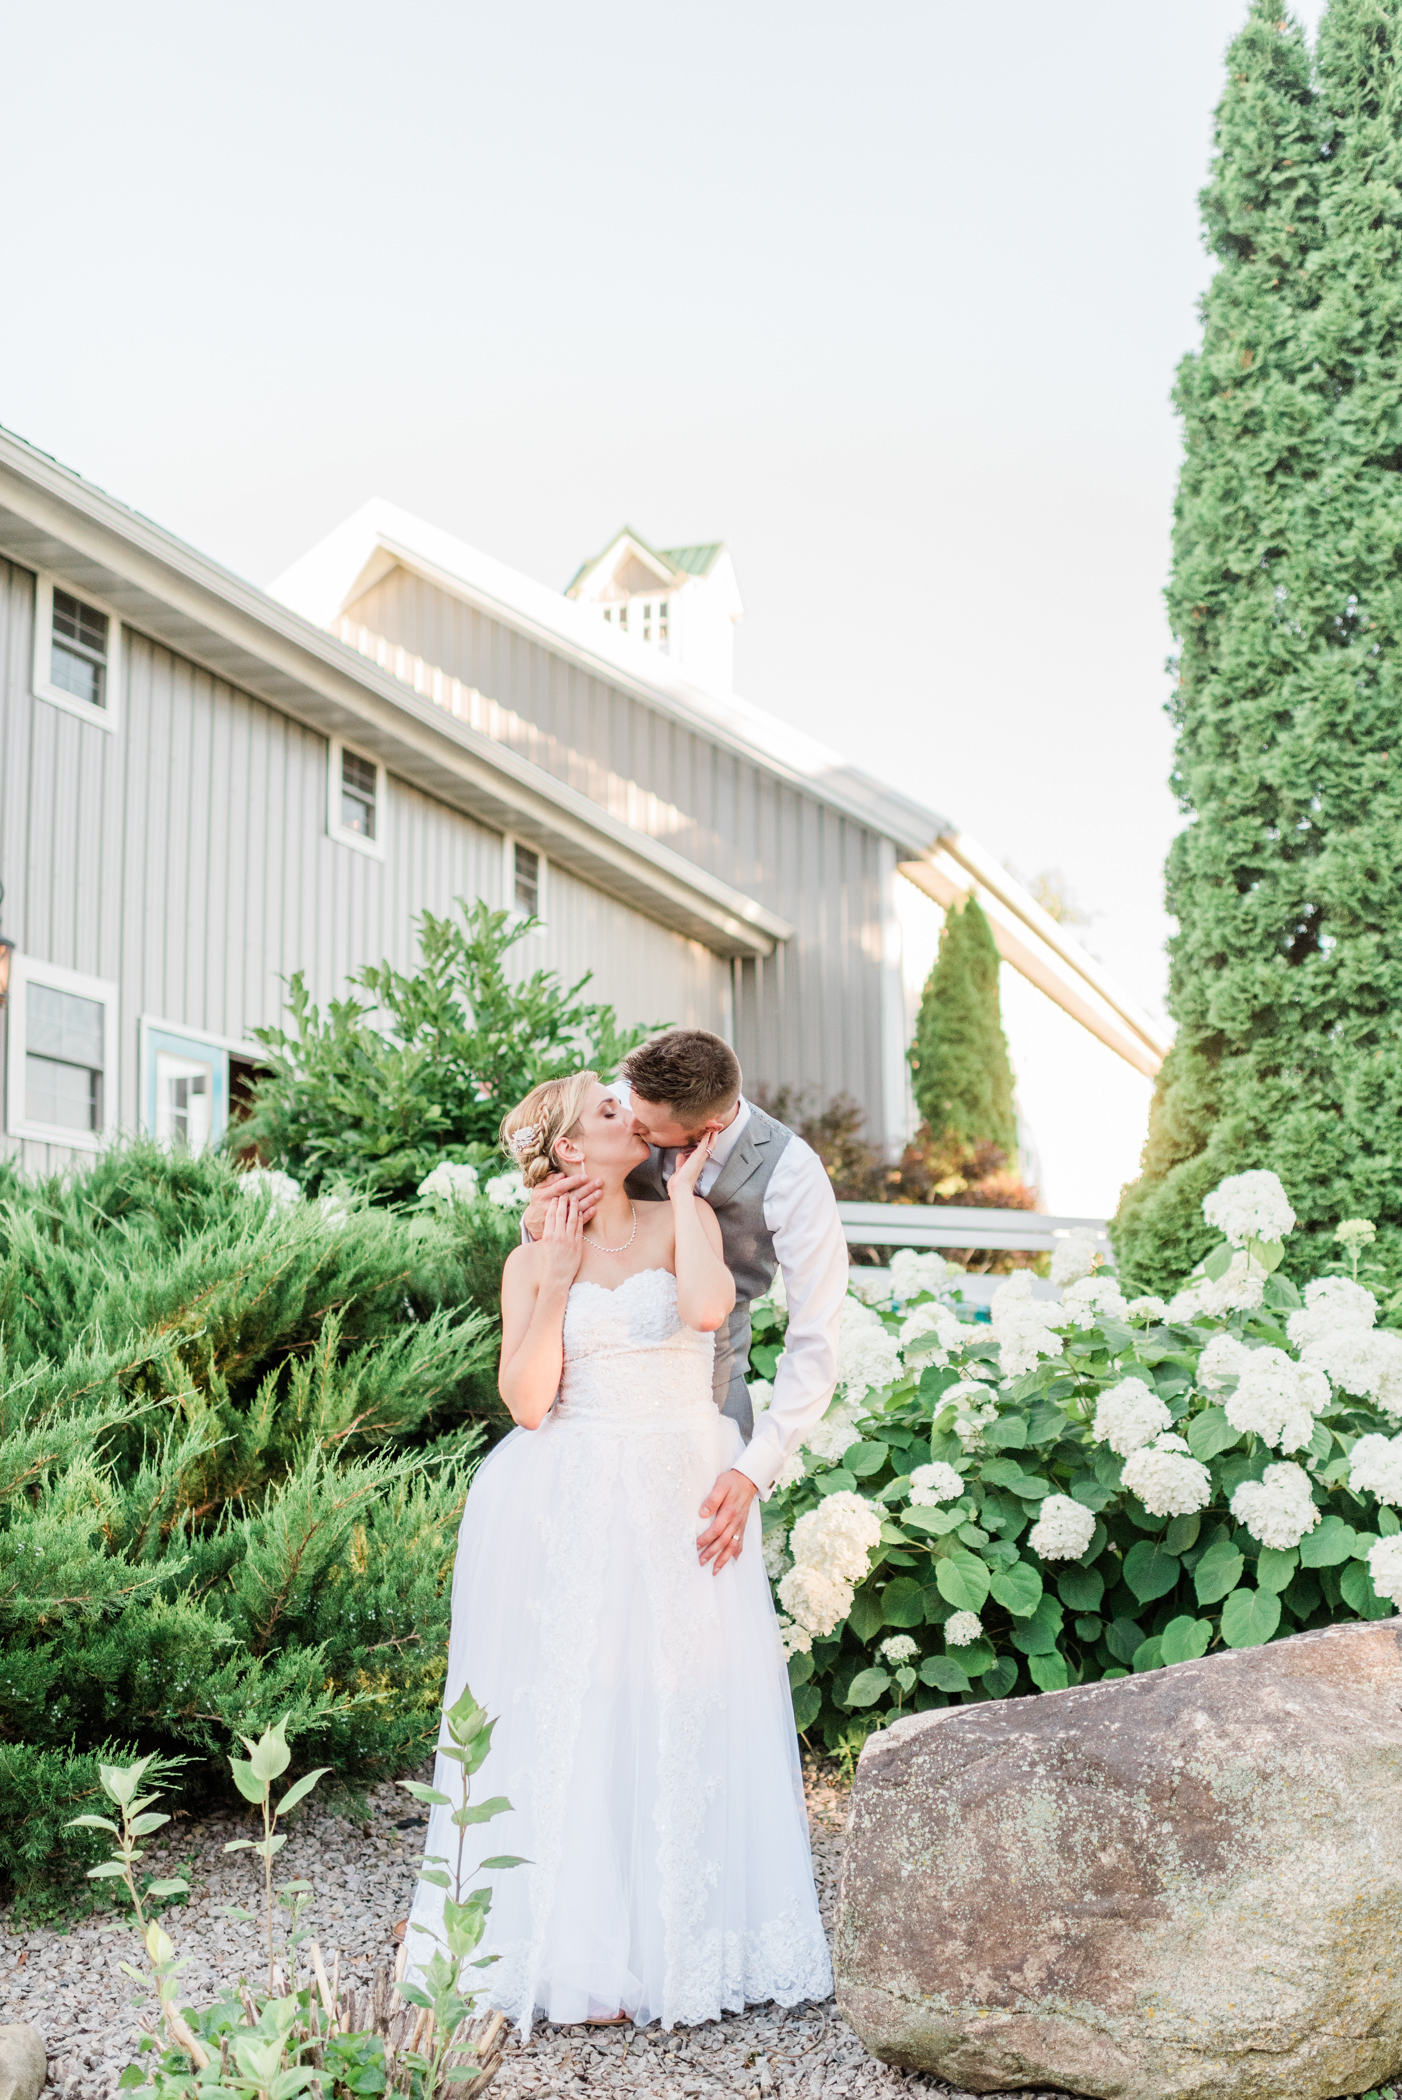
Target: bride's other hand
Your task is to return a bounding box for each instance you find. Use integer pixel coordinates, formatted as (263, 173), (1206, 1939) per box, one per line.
(665, 1129), (714, 1201)
(539, 1192), (585, 1287)
(522, 1170), (603, 1242)
(698, 1469), (757, 1574)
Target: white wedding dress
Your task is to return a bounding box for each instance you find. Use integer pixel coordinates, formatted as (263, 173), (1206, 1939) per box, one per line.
(404, 1266), (832, 2031)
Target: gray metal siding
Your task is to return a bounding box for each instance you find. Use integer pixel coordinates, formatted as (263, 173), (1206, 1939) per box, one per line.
(340, 566), (895, 1130)
(0, 558), (728, 1177)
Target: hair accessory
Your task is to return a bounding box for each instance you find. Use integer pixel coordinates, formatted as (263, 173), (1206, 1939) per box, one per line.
(506, 1125), (539, 1158)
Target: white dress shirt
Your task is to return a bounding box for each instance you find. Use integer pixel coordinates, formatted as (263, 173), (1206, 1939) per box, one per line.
(660, 1098), (848, 1497)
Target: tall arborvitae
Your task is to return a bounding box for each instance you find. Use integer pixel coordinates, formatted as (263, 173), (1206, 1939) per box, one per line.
(908, 896), (1018, 1161)
(1114, 0), (1352, 1288)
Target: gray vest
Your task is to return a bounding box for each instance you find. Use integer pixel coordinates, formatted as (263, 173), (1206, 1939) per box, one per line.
(625, 1103), (793, 1442)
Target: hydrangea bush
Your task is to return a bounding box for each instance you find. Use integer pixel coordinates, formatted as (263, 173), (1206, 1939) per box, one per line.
(757, 1175), (1402, 1756)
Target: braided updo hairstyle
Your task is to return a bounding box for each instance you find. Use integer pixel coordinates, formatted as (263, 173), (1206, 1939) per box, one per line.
(499, 1072), (599, 1188)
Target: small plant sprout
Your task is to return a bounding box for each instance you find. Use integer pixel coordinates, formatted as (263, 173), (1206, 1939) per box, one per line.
(1336, 1218), (1378, 1280)
(396, 1680), (528, 2099)
(222, 1717), (329, 1996)
(67, 1755), (207, 2066)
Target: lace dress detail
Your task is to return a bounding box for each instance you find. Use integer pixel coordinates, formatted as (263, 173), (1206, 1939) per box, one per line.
(405, 1267), (832, 2031)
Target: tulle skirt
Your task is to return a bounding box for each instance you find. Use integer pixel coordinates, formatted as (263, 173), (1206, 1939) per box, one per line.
(404, 1397), (832, 2030)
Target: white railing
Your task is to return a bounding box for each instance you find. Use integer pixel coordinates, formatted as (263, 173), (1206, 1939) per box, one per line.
(836, 1202), (1109, 1256)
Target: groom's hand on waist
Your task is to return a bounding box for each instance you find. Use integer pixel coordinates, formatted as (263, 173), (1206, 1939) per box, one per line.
(698, 1470), (757, 1575)
(521, 1171), (604, 1242)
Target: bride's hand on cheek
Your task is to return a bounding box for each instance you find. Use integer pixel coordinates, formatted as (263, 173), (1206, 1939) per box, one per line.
(539, 1193), (585, 1287)
(667, 1129), (715, 1201)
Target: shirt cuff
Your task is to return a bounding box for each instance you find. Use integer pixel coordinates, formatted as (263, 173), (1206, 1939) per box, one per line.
(734, 1441), (779, 1499)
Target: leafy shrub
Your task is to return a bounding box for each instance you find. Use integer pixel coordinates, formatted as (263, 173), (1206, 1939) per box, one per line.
(759, 1176), (1402, 1758)
(0, 1144), (504, 1895)
(239, 899), (658, 1202)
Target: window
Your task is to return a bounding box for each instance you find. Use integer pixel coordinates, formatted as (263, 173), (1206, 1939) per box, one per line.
(504, 837), (546, 930)
(139, 1020), (238, 1150)
(327, 739), (386, 858)
(599, 596), (668, 649)
(32, 574), (122, 730)
(7, 956), (119, 1149)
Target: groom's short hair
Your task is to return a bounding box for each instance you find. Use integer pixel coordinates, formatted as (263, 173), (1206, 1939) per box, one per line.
(623, 1029), (742, 1124)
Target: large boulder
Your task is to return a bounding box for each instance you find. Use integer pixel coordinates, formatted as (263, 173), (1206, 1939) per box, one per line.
(0, 2025), (45, 2100)
(834, 1620), (1402, 2100)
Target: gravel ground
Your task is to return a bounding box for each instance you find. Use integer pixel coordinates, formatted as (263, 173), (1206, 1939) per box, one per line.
(1, 1766), (1071, 2100)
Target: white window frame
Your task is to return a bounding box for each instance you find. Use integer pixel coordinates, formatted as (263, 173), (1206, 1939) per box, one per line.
(32, 572), (122, 733)
(503, 835), (547, 934)
(139, 1016), (261, 1151)
(7, 954), (120, 1151)
(327, 737), (386, 859)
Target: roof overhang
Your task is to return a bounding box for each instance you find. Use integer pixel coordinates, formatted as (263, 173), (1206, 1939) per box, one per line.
(900, 833), (1170, 1078)
(0, 428), (791, 960)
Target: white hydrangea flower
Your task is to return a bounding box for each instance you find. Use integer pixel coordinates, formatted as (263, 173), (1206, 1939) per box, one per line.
(761, 1527), (791, 1580)
(898, 1303), (965, 1361)
(776, 1613), (812, 1658)
(317, 1192), (350, 1229)
(1203, 1169), (1296, 1247)
(239, 1166), (302, 1207)
(1224, 1347), (1330, 1454)
(991, 1272), (1065, 1377)
(937, 1379), (999, 1453)
(1049, 1228), (1102, 1288)
(1167, 1249), (1267, 1322)
(1092, 1377), (1171, 1457)
(836, 1297), (904, 1400)
(1058, 1274), (1129, 1329)
(1288, 1275), (1379, 1346)
(1348, 1433), (1402, 1506)
(1125, 1295), (1169, 1322)
(772, 1448), (806, 1492)
(787, 1490), (883, 1586)
(878, 1634), (919, 1666)
(848, 1272), (895, 1308)
(803, 1396), (866, 1467)
(777, 1563), (854, 1639)
(747, 1378), (774, 1418)
(890, 1247), (956, 1302)
(909, 1461), (966, 1507)
(484, 1169), (527, 1208)
(944, 1610), (984, 1647)
(1026, 1493), (1097, 1561)
(1196, 1332), (1255, 1393)
(1120, 1433), (1212, 1518)
(1366, 1535), (1402, 1610)
(418, 1160), (480, 1203)
(1230, 1461), (1320, 1550)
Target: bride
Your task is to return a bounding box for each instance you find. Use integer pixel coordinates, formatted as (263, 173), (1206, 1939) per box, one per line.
(404, 1071), (832, 2031)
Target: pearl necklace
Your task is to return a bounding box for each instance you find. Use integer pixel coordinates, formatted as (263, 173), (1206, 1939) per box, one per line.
(585, 1203), (637, 1255)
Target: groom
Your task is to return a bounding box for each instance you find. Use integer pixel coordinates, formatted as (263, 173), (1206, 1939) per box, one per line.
(520, 1029), (849, 1575)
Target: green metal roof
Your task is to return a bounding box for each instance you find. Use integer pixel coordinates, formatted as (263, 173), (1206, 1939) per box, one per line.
(659, 541), (724, 578)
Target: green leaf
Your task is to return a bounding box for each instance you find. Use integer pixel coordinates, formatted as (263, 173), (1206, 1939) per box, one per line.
(953, 1637), (997, 1676)
(791, 1682), (822, 1732)
(982, 1656), (1018, 1699)
(1164, 1513), (1201, 1557)
(880, 1576), (928, 1627)
(817, 1469), (858, 1495)
(129, 1813), (169, 1838)
(1057, 1565), (1105, 1613)
(1341, 1559), (1395, 1619)
(847, 1584), (885, 1643)
(845, 1668), (892, 1709)
(1220, 1587), (1282, 1649)
(845, 1442), (890, 1478)
(901, 1505), (966, 1536)
(935, 1551), (991, 1615)
(1255, 1548), (1298, 1594)
(1203, 1243), (1234, 1282)
(1159, 1614), (1213, 1665)
(478, 1855), (529, 1869)
(1187, 1407), (1240, 1461)
(984, 1414), (1029, 1450)
(454, 1796), (513, 1827)
(66, 1815), (120, 1834)
(1382, 1505), (1401, 1539)
(228, 1758), (267, 1807)
(145, 1878), (190, 1899)
(989, 1561), (1043, 1619)
(275, 1767), (331, 1819)
(1131, 1637), (1163, 1673)
(1105, 1617), (1143, 1664)
(1010, 1595), (1064, 1655)
(788, 1650), (814, 1688)
(1263, 1273), (1301, 1310)
(919, 1656), (971, 1694)
(1194, 1539), (1245, 1605)
(86, 1860), (129, 1880)
(1027, 1650), (1069, 1692)
(1123, 1541), (1181, 1604)
(399, 1781), (453, 1807)
(1300, 1515), (1360, 1567)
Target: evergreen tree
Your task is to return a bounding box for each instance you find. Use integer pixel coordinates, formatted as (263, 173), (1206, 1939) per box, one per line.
(908, 897), (1018, 1160)
(1113, 0), (1373, 1288)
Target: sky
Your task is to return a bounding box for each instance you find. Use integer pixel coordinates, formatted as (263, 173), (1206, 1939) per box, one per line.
(0, 0), (1329, 1029)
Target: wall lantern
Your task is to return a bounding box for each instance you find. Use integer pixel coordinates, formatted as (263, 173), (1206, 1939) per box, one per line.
(0, 885), (13, 1005)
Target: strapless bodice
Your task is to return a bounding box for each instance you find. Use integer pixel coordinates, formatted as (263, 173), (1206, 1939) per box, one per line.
(556, 1268), (716, 1430)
